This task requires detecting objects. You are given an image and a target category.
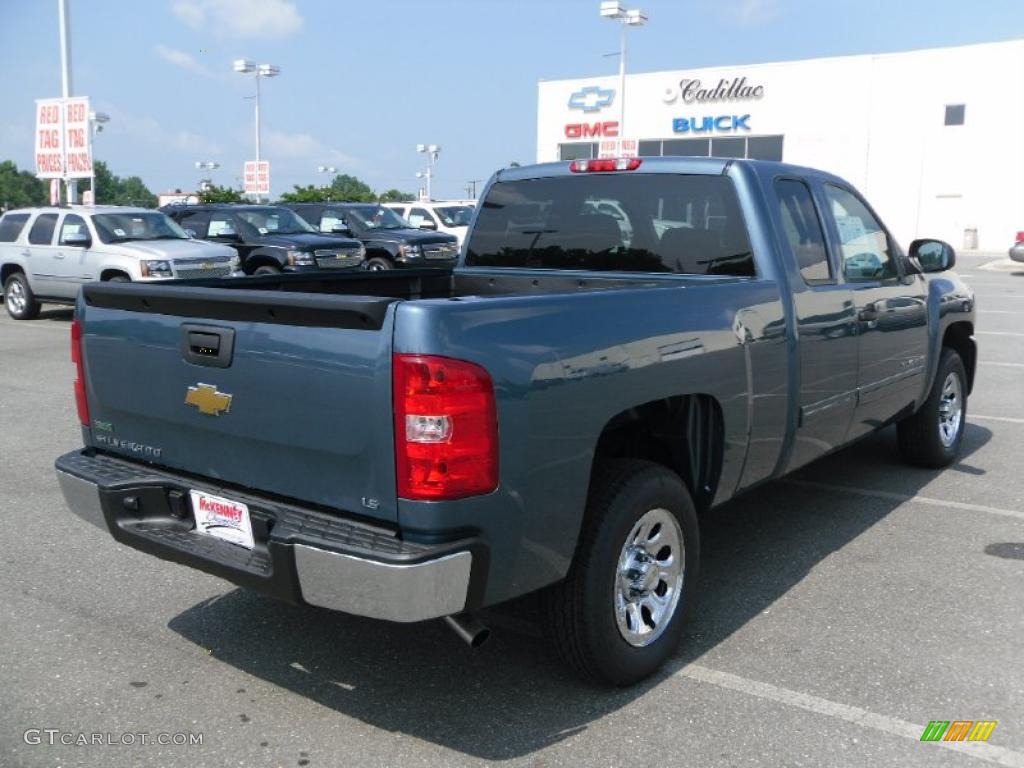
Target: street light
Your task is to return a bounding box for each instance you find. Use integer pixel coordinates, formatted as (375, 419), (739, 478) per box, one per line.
(233, 58), (280, 198)
(415, 144), (440, 200)
(86, 111), (109, 205)
(599, 1), (647, 138)
(195, 161), (220, 192)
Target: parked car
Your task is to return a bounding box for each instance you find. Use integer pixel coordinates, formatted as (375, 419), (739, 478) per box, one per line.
(56, 157), (975, 685)
(1010, 231), (1024, 263)
(382, 201), (475, 245)
(283, 202), (459, 271)
(0, 206), (240, 320)
(160, 203), (365, 275)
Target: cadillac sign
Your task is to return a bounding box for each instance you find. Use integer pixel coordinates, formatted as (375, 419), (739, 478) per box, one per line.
(662, 76), (765, 105)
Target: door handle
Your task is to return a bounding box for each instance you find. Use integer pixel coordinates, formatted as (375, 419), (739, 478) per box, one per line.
(21, 249), (30, 257)
(54, 252), (66, 259)
(180, 323), (235, 368)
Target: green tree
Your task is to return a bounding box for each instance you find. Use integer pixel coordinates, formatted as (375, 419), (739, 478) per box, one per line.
(378, 188), (414, 202)
(0, 160), (48, 209)
(82, 161), (157, 207)
(328, 174), (374, 202)
(199, 184), (246, 204)
(278, 184), (330, 203)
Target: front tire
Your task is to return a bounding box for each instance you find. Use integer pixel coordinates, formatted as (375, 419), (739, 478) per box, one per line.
(365, 257), (393, 271)
(897, 348), (967, 468)
(3, 272), (41, 320)
(253, 264), (282, 276)
(542, 460), (700, 685)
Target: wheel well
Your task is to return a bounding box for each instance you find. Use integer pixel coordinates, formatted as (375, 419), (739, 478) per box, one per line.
(245, 254), (282, 272)
(367, 251), (394, 262)
(1, 264), (24, 286)
(100, 269), (130, 281)
(592, 394), (724, 512)
(942, 322), (976, 393)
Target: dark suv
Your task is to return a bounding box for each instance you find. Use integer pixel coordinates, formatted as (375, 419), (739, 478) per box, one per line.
(283, 202), (459, 271)
(161, 203), (365, 275)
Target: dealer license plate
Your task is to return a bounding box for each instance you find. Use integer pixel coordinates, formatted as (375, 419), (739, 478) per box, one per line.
(190, 490), (255, 550)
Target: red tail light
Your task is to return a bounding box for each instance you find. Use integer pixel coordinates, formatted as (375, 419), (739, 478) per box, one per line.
(71, 319), (90, 427)
(570, 157), (642, 173)
(393, 354), (498, 500)
(1016, 230), (1024, 244)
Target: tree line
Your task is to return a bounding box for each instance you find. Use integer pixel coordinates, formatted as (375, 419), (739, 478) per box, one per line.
(0, 159), (414, 210)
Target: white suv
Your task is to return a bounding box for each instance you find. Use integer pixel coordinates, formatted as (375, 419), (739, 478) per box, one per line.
(382, 201), (475, 246)
(0, 206), (240, 320)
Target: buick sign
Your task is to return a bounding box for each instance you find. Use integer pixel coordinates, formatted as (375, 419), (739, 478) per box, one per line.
(672, 115), (751, 133)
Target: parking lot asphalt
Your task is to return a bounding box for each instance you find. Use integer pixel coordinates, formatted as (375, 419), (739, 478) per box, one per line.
(1, 252), (1022, 768)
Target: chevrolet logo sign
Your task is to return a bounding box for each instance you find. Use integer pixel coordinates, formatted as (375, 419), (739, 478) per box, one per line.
(185, 383), (232, 416)
(568, 85), (615, 113)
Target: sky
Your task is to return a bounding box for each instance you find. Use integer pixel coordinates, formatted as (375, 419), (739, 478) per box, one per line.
(1, 0), (1022, 200)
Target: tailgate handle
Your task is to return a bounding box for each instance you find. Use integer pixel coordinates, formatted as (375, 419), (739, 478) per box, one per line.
(181, 324), (235, 368)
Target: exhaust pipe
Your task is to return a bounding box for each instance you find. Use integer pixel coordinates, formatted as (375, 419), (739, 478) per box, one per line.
(444, 612), (490, 648)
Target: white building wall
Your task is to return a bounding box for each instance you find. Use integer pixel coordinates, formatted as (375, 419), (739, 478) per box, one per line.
(537, 40), (1024, 251)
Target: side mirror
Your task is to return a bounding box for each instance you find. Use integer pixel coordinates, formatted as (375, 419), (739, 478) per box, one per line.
(213, 231), (240, 242)
(62, 232), (91, 247)
(329, 226), (352, 236)
(910, 238), (956, 272)
(418, 219), (437, 230)
(184, 229), (197, 239)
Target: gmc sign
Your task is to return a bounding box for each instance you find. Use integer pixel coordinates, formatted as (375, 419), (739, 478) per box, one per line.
(564, 121), (619, 139)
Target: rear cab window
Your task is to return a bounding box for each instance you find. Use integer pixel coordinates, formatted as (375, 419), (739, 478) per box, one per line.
(28, 213), (59, 245)
(465, 173), (755, 276)
(774, 179), (832, 284)
(0, 213), (31, 242)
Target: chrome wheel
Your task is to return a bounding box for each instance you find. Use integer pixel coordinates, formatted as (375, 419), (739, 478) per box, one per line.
(614, 507), (684, 647)
(937, 371), (963, 447)
(6, 279), (26, 314)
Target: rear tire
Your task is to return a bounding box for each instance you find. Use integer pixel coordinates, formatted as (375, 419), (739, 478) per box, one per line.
(3, 272), (41, 320)
(897, 348), (967, 468)
(542, 459), (700, 686)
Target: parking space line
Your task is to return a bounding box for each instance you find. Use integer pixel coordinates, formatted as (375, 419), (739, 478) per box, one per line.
(781, 480), (1024, 522)
(980, 361), (1024, 369)
(972, 414), (1024, 424)
(680, 664), (1024, 767)
(979, 310), (1024, 315)
(976, 331), (1024, 337)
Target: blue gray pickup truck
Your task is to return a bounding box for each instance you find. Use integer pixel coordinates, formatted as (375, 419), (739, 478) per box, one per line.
(55, 157), (975, 685)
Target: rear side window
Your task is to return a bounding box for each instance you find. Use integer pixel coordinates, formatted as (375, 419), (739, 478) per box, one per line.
(774, 179), (832, 284)
(0, 213), (30, 242)
(28, 213), (58, 245)
(466, 174), (754, 276)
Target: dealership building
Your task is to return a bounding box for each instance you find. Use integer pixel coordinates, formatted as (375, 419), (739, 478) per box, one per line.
(537, 39), (1023, 251)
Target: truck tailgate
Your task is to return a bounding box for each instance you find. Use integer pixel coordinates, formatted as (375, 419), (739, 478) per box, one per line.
(78, 283), (400, 524)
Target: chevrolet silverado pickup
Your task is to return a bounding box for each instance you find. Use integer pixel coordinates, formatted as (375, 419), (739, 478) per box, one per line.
(55, 157), (976, 685)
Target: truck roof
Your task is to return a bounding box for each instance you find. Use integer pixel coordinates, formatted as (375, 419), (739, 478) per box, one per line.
(492, 156), (847, 186)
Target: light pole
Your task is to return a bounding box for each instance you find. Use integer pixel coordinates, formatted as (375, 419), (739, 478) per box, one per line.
(86, 111), (109, 204)
(58, 0), (76, 204)
(233, 59), (280, 198)
(599, 1), (647, 138)
(195, 161), (219, 192)
(317, 165), (336, 199)
(415, 144), (440, 200)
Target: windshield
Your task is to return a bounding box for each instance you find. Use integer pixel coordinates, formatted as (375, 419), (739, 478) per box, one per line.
(93, 212), (189, 243)
(343, 205), (409, 231)
(235, 207), (317, 235)
(434, 206), (474, 227)
(465, 174), (754, 276)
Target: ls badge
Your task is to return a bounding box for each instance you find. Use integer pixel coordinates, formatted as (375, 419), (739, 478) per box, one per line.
(185, 383), (233, 416)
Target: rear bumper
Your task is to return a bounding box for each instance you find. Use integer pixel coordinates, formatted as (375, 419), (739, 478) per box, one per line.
(55, 450), (483, 622)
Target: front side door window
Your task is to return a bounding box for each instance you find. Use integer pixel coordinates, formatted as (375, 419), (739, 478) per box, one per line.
(824, 185), (897, 281)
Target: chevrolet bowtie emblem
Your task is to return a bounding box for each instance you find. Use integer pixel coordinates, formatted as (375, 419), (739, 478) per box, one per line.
(185, 383), (232, 416)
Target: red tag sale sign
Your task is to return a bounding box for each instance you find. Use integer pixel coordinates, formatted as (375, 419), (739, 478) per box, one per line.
(35, 98), (65, 178)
